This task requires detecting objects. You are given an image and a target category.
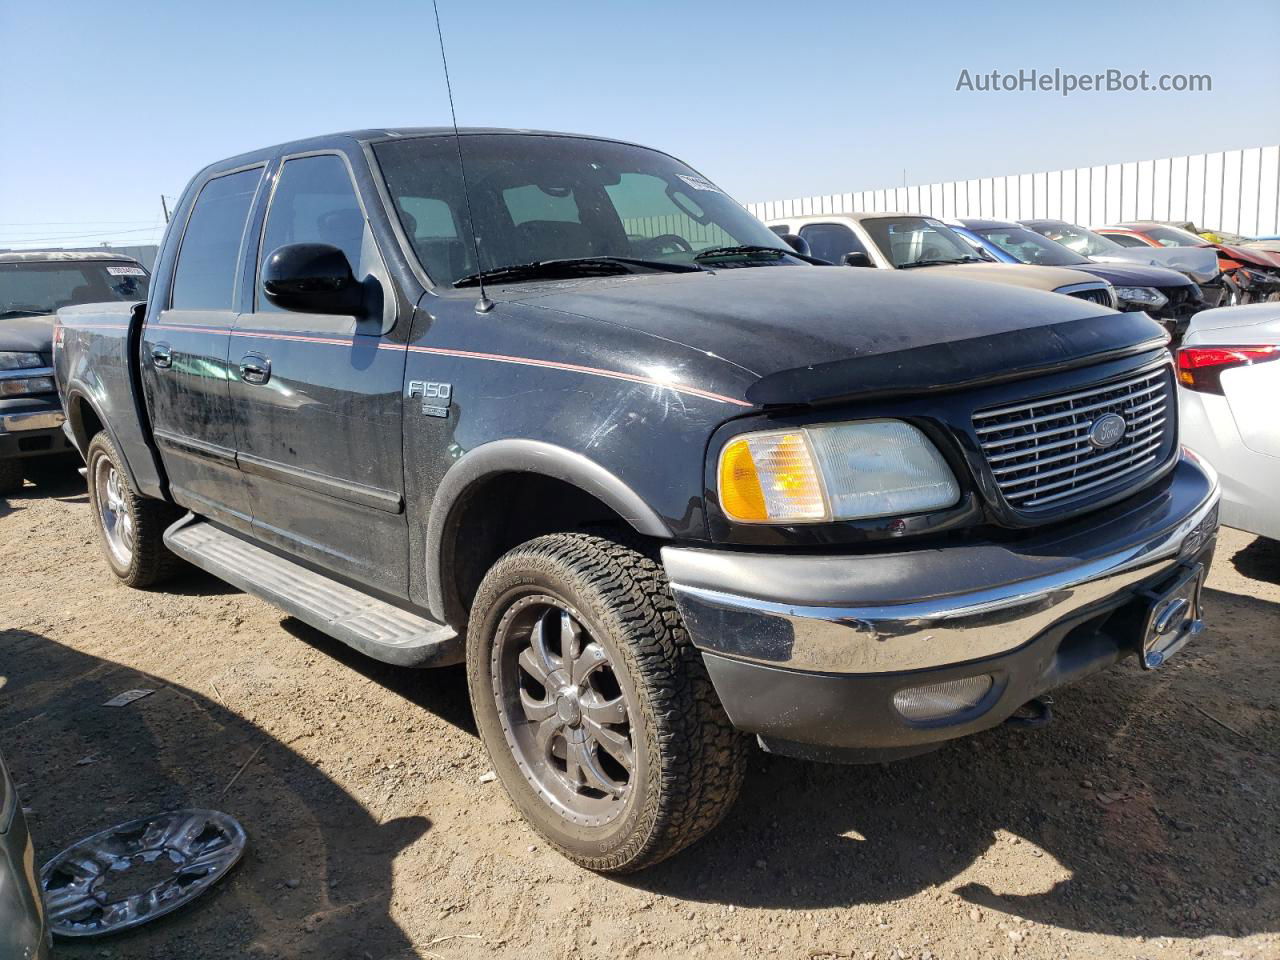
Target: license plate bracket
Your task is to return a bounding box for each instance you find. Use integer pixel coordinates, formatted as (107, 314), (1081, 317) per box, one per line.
(1138, 563), (1206, 669)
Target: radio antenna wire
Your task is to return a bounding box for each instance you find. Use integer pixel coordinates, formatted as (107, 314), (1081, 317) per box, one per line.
(431, 0), (492, 313)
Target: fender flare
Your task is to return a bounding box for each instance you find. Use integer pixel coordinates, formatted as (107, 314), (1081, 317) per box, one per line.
(424, 438), (672, 623)
(64, 387), (143, 491)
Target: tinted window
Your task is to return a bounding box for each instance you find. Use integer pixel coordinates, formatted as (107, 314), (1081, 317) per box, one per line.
(859, 217), (981, 268)
(798, 223), (868, 264)
(1105, 233), (1152, 249)
(258, 155), (366, 312)
(974, 227), (1087, 266)
(170, 169), (261, 311)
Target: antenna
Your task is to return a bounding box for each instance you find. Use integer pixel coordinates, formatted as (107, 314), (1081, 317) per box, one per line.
(431, 0), (492, 314)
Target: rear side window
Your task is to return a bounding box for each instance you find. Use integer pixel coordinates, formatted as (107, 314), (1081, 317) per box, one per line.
(799, 223), (868, 264)
(258, 155), (366, 314)
(170, 169), (262, 311)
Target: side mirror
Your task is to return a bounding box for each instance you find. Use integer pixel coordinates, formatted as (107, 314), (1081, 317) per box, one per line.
(842, 251), (874, 268)
(261, 243), (364, 315)
(779, 233), (811, 258)
(974, 246), (997, 262)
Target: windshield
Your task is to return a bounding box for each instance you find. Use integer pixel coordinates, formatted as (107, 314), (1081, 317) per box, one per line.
(0, 260), (150, 318)
(974, 226), (1088, 266)
(859, 217), (981, 268)
(372, 134), (797, 286)
(1139, 225), (1210, 248)
(1024, 222), (1121, 258)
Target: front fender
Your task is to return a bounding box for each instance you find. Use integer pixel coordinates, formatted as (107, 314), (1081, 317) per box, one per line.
(423, 438), (673, 622)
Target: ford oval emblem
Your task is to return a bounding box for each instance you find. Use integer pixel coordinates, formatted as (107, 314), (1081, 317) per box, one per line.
(1088, 413), (1127, 449)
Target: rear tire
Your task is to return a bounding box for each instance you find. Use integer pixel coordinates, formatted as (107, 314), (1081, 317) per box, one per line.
(86, 432), (183, 587)
(0, 459), (22, 495)
(466, 533), (747, 873)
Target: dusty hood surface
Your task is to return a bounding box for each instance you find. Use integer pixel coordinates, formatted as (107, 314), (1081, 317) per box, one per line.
(919, 260), (1097, 291)
(499, 266), (1162, 406)
(0, 314), (56, 354)
(1091, 247), (1220, 283)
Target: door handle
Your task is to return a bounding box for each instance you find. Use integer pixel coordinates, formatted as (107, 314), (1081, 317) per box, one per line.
(151, 342), (172, 369)
(239, 354), (271, 385)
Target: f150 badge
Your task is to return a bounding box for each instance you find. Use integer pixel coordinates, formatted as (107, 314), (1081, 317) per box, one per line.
(407, 380), (452, 418)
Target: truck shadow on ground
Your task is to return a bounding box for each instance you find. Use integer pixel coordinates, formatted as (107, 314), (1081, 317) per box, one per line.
(0, 630), (428, 960)
(1229, 534), (1280, 585)
(627, 584), (1279, 941)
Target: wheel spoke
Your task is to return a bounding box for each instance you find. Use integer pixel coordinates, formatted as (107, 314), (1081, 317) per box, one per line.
(584, 718), (634, 773)
(517, 647), (550, 685)
(529, 615), (561, 675)
(533, 714), (563, 759)
(567, 737), (624, 797)
(560, 610), (582, 663)
(572, 641), (609, 686)
(581, 692), (627, 725)
(518, 687), (556, 723)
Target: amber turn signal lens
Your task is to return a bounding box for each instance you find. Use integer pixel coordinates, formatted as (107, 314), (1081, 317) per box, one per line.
(718, 437), (768, 521)
(717, 431), (826, 523)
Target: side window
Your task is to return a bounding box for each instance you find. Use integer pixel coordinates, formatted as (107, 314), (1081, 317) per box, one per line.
(258, 155), (366, 312)
(799, 223), (867, 264)
(170, 168), (262, 311)
(1106, 233), (1147, 248)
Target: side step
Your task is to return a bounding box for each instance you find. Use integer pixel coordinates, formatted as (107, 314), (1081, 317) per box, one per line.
(163, 516), (461, 668)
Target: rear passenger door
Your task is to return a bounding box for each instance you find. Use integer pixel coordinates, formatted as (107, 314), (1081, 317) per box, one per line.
(143, 166), (263, 533)
(228, 151), (409, 595)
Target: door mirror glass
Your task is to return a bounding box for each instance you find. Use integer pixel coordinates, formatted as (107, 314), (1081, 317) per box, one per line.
(842, 251), (874, 268)
(261, 243), (363, 315)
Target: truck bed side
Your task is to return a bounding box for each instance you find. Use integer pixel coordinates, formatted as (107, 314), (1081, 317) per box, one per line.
(55, 300), (169, 500)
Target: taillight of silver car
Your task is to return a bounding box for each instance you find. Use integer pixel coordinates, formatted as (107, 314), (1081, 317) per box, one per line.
(1177, 345), (1280, 395)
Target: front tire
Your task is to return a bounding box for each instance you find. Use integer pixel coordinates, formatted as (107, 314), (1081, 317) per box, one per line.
(467, 533), (747, 873)
(86, 432), (183, 587)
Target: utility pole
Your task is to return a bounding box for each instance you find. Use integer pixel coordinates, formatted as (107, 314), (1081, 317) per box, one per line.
(160, 194), (170, 223)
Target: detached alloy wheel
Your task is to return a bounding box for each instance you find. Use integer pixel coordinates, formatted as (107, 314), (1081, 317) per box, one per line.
(86, 432), (183, 587)
(467, 533), (747, 873)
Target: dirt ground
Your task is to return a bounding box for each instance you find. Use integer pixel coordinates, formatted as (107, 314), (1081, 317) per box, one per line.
(2, 469), (1277, 960)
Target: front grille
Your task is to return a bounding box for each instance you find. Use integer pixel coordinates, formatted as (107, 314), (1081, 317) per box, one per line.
(972, 366), (1174, 511)
(1066, 287), (1114, 307)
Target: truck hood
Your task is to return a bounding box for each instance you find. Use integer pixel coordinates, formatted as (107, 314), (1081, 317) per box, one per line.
(1090, 247), (1220, 283)
(0, 314), (56, 354)
(499, 266), (1165, 407)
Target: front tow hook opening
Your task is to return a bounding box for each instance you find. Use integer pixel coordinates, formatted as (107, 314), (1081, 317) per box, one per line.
(1003, 695), (1053, 730)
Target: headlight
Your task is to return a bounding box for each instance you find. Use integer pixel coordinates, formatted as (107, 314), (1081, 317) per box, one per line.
(1114, 286), (1169, 308)
(717, 419), (960, 523)
(0, 376), (55, 397)
(0, 352), (43, 370)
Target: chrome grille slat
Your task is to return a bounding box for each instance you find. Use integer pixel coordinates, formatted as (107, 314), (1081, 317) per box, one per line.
(972, 366), (1174, 512)
(974, 382), (1164, 434)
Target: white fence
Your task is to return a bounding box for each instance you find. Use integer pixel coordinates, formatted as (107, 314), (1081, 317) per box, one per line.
(746, 146), (1280, 237)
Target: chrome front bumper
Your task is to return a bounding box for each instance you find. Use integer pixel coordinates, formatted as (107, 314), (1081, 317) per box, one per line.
(0, 409), (64, 434)
(665, 453), (1220, 675)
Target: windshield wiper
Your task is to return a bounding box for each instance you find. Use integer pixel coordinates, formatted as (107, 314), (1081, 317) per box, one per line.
(0, 307), (52, 318)
(453, 256), (702, 288)
(897, 257), (982, 269)
(693, 244), (830, 266)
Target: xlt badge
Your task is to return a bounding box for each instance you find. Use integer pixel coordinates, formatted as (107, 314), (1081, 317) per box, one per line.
(407, 380), (452, 418)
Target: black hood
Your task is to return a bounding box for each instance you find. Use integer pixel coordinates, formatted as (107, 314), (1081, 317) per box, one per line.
(1064, 261), (1196, 290)
(499, 266), (1166, 406)
(0, 314), (56, 354)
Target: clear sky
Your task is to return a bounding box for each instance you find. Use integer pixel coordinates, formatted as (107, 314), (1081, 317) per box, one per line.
(2, 0), (1277, 249)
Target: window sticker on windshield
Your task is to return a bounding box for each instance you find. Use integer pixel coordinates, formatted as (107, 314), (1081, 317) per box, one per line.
(676, 174), (723, 194)
(106, 265), (146, 276)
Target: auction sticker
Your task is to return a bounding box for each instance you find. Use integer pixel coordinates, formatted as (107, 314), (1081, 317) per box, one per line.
(676, 174), (723, 193)
(107, 266), (146, 276)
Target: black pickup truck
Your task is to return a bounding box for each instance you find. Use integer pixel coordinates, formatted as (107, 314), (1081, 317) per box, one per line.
(55, 128), (1220, 873)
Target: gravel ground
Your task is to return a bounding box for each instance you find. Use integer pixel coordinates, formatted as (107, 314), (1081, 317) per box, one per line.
(2, 469), (1277, 960)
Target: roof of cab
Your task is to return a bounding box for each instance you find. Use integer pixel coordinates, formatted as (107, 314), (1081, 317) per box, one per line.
(0, 250), (145, 265)
(955, 218), (1020, 230)
(202, 127), (647, 175)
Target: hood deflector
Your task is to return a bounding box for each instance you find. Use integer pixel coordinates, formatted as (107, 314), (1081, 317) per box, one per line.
(745, 311), (1169, 408)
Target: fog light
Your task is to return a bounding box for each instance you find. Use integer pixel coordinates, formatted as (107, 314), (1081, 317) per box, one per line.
(892, 675), (994, 722)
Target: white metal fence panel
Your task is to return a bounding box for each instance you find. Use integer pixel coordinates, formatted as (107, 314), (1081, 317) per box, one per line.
(749, 146), (1280, 237)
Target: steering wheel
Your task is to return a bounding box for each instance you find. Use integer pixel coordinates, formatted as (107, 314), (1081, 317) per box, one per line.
(635, 234), (694, 257)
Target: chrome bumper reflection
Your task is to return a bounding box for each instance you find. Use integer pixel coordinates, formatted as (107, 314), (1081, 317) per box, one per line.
(669, 478), (1220, 675)
(0, 409), (65, 434)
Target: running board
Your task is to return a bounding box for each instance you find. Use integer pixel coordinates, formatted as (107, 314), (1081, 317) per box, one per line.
(163, 516), (461, 668)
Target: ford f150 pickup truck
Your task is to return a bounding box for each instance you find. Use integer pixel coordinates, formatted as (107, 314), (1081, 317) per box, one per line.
(55, 128), (1220, 873)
